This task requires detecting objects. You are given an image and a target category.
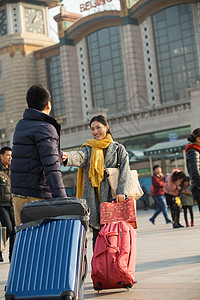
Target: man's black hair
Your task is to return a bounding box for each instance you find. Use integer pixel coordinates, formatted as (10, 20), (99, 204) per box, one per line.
(0, 146), (12, 155)
(153, 165), (160, 171)
(26, 85), (51, 111)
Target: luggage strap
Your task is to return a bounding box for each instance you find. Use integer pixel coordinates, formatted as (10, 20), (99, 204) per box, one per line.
(17, 215), (89, 232)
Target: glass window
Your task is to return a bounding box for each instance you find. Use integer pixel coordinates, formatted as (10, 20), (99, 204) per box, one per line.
(99, 46), (111, 61)
(110, 35), (119, 43)
(152, 3), (199, 104)
(90, 49), (99, 57)
(161, 60), (170, 68)
(96, 92), (103, 100)
(94, 78), (102, 85)
(112, 50), (120, 58)
(109, 26), (118, 35)
(114, 73), (122, 80)
(0, 94), (4, 111)
(166, 6), (178, 26)
(46, 55), (66, 120)
(168, 26), (181, 42)
(161, 52), (169, 60)
(157, 21), (165, 29)
(160, 44), (169, 52)
(182, 29), (191, 38)
(101, 61), (112, 75)
(93, 70), (101, 78)
(87, 26), (127, 115)
(104, 90), (115, 104)
(90, 41), (98, 49)
(103, 75), (114, 90)
(98, 28), (109, 46)
(155, 10), (165, 22)
(113, 65), (122, 73)
(186, 61), (195, 69)
(157, 28), (167, 37)
(170, 40), (183, 56)
(159, 36), (168, 44)
(180, 14), (189, 22)
(181, 22), (191, 30)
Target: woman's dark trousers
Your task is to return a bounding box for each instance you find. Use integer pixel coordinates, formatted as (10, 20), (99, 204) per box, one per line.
(165, 193), (180, 225)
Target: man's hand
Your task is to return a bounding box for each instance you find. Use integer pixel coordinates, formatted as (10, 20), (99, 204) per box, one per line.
(62, 152), (68, 162)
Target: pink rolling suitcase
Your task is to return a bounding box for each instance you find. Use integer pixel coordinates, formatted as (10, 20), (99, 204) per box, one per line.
(91, 221), (137, 291)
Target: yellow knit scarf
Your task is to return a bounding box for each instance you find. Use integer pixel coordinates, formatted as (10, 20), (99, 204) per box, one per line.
(76, 134), (113, 202)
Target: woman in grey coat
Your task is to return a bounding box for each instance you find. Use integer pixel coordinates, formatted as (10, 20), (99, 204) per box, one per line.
(63, 115), (131, 249)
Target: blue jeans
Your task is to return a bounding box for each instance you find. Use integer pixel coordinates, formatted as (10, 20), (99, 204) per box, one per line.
(151, 195), (170, 222)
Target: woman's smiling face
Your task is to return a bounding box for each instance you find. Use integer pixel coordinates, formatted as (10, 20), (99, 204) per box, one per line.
(90, 121), (108, 140)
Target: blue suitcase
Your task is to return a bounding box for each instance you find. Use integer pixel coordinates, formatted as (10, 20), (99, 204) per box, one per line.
(5, 198), (89, 300)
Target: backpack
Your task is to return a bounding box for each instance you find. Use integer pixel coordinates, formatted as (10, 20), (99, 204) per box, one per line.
(91, 221), (137, 291)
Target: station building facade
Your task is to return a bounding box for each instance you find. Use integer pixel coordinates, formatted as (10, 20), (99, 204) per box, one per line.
(0, 0), (200, 190)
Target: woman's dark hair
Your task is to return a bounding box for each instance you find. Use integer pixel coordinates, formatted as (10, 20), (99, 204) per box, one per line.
(187, 128), (200, 143)
(89, 115), (113, 138)
(171, 171), (186, 182)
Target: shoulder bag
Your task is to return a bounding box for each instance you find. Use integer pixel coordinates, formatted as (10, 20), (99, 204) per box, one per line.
(105, 148), (143, 200)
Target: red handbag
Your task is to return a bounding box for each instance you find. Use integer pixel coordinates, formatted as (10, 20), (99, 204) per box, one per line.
(100, 198), (137, 229)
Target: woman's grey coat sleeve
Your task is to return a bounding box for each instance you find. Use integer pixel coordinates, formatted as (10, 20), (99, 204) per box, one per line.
(66, 147), (89, 168)
(116, 144), (131, 195)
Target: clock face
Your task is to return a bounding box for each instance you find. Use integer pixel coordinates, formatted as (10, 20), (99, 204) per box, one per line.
(0, 9), (7, 36)
(24, 7), (45, 34)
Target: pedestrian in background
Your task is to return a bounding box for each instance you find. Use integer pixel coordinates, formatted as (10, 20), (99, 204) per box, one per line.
(141, 185), (149, 210)
(63, 115), (131, 250)
(164, 170), (186, 228)
(180, 176), (194, 227)
(185, 128), (200, 212)
(11, 85), (66, 226)
(149, 165), (172, 225)
(0, 147), (16, 262)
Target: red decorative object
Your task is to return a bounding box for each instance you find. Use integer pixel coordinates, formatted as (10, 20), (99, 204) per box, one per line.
(100, 198), (137, 229)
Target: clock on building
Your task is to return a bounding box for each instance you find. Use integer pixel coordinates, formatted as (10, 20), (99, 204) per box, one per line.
(0, 9), (7, 36)
(24, 7), (45, 34)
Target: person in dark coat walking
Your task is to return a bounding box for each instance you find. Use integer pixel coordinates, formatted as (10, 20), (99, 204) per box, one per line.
(0, 147), (16, 262)
(185, 128), (200, 212)
(11, 85), (66, 226)
(149, 165), (172, 225)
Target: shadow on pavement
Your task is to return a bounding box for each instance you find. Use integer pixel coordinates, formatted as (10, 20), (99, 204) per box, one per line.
(136, 255), (200, 272)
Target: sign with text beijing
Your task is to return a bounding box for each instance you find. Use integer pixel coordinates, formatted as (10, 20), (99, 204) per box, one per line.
(80, 0), (113, 12)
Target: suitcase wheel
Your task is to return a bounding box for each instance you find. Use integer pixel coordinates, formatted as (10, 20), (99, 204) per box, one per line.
(123, 283), (132, 290)
(94, 282), (102, 292)
(97, 282), (102, 287)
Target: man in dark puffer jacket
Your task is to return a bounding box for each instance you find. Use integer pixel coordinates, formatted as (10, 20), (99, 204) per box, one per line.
(11, 85), (66, 226)
(0, 147), (16, 262)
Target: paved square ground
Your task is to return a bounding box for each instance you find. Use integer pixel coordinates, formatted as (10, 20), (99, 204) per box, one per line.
(1, 206), (200, 300)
